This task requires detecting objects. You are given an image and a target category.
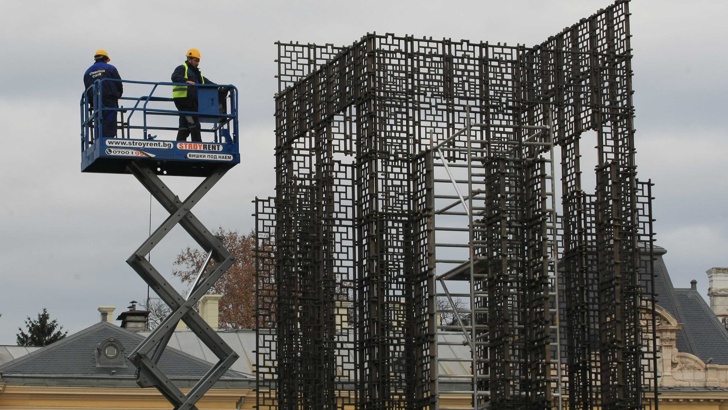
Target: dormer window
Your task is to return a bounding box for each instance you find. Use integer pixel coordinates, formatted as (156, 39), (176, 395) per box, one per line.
(96, 337), (127, 368)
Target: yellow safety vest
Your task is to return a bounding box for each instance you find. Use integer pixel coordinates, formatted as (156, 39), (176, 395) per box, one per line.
(172, 62), (206, 98)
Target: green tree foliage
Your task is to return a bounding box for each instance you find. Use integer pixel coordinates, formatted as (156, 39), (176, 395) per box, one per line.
(16, 308), (67, 346)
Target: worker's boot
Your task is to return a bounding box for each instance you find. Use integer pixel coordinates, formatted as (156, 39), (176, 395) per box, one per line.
(176, 129), (189, 141)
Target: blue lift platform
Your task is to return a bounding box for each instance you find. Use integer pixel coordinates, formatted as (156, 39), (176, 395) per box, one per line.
(81, 78), (240, 409)
(80, 78), (240, 177)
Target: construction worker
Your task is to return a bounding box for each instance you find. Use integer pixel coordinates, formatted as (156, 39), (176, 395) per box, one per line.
(171, 48), (215, 142)
(83, 49), (123, 138)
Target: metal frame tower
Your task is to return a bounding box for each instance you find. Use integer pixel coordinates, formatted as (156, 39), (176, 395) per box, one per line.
(256, 1), (657, 409)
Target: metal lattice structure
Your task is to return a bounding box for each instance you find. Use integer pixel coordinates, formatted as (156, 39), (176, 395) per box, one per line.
(256, 1), (658, 409)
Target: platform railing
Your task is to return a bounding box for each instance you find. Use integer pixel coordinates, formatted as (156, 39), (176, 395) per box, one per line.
(80, 78), (238, 152)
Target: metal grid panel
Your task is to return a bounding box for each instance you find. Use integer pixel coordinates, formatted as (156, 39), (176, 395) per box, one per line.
(636, 180), (658, 410)
(561, 192), (601, 409)
(255, 197), (277, 409)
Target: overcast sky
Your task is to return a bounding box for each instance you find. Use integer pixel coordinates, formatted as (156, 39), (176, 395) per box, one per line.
(0, 0), (725, 344)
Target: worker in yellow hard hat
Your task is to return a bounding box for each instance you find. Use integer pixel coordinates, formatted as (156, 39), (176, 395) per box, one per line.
(83, 49), (123, 138)
(171, 48), (216, 142)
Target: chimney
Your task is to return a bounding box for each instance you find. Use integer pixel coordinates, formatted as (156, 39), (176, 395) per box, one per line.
(708, 268), (728, 326)
(199, 294), (222, 330)
(116, 301), (149, 332)
(98, 306), (116, 323)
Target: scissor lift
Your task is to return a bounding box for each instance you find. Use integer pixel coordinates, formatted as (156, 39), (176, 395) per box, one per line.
(81, 78), (240, 409)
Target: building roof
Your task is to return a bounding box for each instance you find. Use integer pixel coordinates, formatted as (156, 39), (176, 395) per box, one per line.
(0, 345), (39, 365)
(149, 328), (471, 385)
(653, 246), (728, 365)
(139, 328), (258, 375)
(0, 321), (250, 388)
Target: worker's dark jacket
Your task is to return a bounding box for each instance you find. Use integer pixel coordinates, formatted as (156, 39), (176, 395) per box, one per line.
(83, 61), (123, 105)
(171, 62), (215, 104)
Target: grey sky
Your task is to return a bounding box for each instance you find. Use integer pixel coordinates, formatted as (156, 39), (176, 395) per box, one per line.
(0, 0), (725, 344)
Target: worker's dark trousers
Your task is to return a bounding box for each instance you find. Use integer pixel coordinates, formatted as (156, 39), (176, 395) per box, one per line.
(101, 98), (118, 138)
(174, 98), (202, 142)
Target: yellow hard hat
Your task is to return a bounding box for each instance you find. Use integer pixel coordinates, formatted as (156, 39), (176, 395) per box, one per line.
(94, 49), (110, 61)
(186, 48), (201, 60)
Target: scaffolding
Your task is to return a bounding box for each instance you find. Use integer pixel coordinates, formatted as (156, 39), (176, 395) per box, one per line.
(256, 1), (657, 409)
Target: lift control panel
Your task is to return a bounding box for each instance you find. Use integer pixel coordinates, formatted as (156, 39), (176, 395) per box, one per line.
(80, 79), (240, 177)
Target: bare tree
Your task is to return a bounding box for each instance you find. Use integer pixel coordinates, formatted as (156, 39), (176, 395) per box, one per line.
(173, 229), (274, 329)
(436, 297), (471, 328)
(139, 298), (172, 331)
